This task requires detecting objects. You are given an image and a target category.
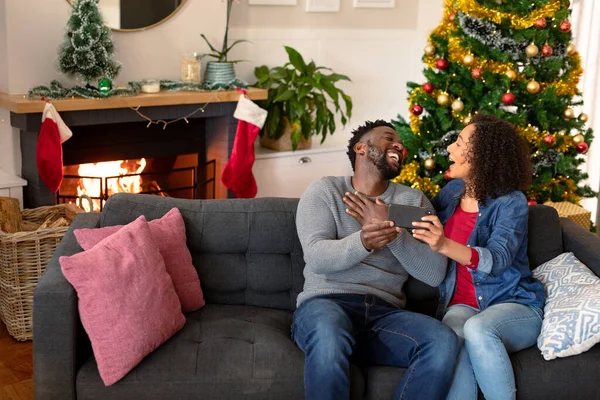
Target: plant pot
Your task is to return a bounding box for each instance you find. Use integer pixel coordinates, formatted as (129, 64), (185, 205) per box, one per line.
(203, 62), (236, 86)
(259, 120), (312, 151)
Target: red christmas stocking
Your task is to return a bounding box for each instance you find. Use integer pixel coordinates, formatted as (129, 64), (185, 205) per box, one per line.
(36, 102), (73, 193)
(221, 94), (267, 198)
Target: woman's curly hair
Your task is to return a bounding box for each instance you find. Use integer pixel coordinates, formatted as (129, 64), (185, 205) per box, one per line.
(464, 114), (532, 204)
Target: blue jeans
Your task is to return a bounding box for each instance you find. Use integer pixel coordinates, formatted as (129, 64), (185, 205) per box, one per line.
(292, 294), (459, 400)
(442, 303), (543, 400)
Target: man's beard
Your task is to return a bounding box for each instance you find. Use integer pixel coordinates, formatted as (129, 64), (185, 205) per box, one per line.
(367, 141), (401, 180)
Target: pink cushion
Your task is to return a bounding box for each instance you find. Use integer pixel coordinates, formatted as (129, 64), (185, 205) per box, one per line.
(74, 208), (204, 312)
(60, 216), (186, 386)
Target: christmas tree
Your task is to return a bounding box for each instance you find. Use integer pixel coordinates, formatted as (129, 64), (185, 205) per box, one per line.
(58, 0), (120, 85)
(393, 0), (595, 206)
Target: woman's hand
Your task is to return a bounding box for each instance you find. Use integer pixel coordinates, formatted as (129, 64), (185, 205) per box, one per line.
(343, 191), (389, 226)
(411, 215), (447, 253)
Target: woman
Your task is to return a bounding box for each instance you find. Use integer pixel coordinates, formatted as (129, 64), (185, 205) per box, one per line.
(411, 114), (545, 400)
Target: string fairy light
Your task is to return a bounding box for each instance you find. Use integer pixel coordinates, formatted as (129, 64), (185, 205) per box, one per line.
(129, 95), (222, 129)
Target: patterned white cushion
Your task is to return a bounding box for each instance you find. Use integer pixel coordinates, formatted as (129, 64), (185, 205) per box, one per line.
(533, 252), (600, 360)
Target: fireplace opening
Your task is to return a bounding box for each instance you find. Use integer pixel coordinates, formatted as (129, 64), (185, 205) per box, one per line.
(58, 155), (215, 212)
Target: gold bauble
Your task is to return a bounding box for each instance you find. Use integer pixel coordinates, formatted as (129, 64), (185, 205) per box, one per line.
(566, 43), (576, 55)
(573, 134), (585, 145)
(526, 80), (541, 94)
(526, 43), (539, 57)
(563, 108), (575, 119)
(424, 44), (436, 56)
(463, 115), (473, 125)
(578, 113), (589, 123)
(424, 158), (436, 170)
(463, 54), (475, 66)
(505, 69), (517, 81)
(437, 93), (450, 106)
(451, 98), (464, 112)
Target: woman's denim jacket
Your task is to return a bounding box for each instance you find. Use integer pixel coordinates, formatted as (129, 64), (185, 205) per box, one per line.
(432, 179), (545, 319)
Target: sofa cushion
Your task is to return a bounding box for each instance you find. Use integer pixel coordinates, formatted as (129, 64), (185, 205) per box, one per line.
(527, 205), (563, 269)
(74, 304), (305, 399)
(533, 252), (600, 360)
(60, 216), (186, 386)
(75, 207), (205, 312)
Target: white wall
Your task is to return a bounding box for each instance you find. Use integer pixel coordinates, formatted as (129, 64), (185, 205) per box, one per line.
(0, 0), (444, 175)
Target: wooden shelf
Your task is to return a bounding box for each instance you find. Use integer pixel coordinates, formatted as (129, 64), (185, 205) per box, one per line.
(0, 88), (268, 114)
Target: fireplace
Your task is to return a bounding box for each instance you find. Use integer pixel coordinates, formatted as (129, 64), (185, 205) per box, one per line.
(10, 97), (246, 208)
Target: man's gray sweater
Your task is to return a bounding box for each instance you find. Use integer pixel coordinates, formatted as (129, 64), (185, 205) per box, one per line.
(296, 176), (447, 308)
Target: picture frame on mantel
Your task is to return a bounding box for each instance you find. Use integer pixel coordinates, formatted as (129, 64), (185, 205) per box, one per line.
(306, 0), (341, 12)
(353, 0), (395, 8)
(249, 0), (297, 5)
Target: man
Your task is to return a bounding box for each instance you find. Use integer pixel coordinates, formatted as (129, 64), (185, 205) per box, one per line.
(292, 120), (459, 400)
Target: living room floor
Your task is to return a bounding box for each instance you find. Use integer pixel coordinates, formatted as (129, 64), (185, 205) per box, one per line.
(0, 321), (33, 400)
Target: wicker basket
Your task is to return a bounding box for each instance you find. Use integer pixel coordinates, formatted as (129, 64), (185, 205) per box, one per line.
(0, 204), (76, 341)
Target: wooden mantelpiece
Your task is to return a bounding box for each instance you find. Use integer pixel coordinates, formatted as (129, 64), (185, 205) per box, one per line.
(0, 88), (267, 114)
(0, 88), (267, 207)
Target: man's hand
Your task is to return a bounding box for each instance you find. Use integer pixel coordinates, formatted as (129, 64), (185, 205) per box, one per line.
(411, 215), (447, 252)
(361, 221), (400, 251)
(343, 191), (389, 225)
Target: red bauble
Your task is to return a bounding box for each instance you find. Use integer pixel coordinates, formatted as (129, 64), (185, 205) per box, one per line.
(576, 142), (589, 153)
(542, 44), (553, 57)
(471, 68), (483, 79)
(401, 147), (408, 161)
(444, 169), (452, 180)
(411, 104), (424, 116)
(449, 12), (456, 22)
(560, 21), (571, 32)
(423, 82), (434, 93)
(436, 59), (449, 70)
(502, 92), (515, 105)
(543, 134), (556, 146)
(527, 200), (538, 206)
(535, 18), (547, 29)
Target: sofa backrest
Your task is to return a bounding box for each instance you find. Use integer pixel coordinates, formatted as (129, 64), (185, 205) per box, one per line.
(100, 194), (565, 313)
(102, 194), (304, 311)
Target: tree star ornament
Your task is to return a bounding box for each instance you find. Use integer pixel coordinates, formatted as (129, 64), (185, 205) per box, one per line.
(423, 82), (434, 93)
(527, 80), (541, 94)
(502, 92), (515, 105)
(451, 98), (464, 112)
(572, 134), (585, 145)
(424, 158), (436, 170)
(411, 104), (424, 116)
(563, 108), (575, 119)
(526, 43), (539, 57)
(424, 44), (436, 56)
(437, 93), (450, 106)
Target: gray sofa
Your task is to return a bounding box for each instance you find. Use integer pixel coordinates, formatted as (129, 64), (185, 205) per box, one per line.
(34, 193), (600, 399)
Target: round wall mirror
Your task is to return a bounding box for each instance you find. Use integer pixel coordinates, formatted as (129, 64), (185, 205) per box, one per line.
(67, 0), (187, 32)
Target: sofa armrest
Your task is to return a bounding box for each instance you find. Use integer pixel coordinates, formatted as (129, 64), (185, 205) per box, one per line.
(33, 213), (100, 400)
(560, 217), (600, 277)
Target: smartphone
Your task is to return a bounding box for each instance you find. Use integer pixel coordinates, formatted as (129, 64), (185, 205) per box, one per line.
(387, 204), (434, 230)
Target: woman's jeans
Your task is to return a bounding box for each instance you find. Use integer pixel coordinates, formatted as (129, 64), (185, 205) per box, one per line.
(292, 294), (460, 400)
(443, 303), (543, 400)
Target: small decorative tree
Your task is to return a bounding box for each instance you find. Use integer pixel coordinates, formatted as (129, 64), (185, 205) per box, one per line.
(58, 0), (120, 86)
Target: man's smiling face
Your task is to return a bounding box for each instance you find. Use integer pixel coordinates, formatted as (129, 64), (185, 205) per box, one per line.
(364, 126), (404, 180)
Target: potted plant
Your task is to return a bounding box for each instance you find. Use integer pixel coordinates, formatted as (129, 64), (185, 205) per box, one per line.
(254, 46), (353, 151)
(200, 0), (249, 87)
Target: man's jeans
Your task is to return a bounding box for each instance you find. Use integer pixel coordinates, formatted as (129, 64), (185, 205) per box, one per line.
(292, 294), (460, 400)
(443, 303), (543, 400)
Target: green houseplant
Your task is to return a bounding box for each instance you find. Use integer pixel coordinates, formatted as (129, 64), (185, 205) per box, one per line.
(200, 0), (249, 87)
(254, 46), (353, 151)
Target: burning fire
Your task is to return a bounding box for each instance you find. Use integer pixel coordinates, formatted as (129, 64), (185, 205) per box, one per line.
(76, 159), (147, 212)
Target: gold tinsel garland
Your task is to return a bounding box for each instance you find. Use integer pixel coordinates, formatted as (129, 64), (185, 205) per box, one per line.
(517, 126), (575, 152)
(432, 0), (459, 37)
(392, 161), (441, 198)
(456, 0), (561, 29)
(527, 176), (581, 204)
(408, 88), (424, 135)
